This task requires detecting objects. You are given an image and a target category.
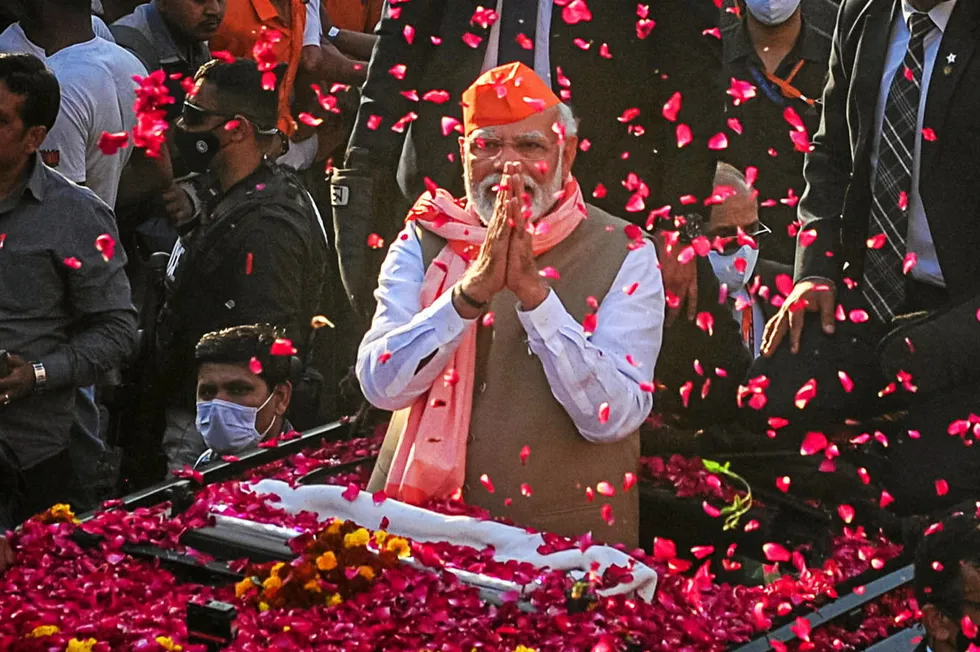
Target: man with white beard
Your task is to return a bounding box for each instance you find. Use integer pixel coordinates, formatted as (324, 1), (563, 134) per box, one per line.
(356, 63), (664, 547)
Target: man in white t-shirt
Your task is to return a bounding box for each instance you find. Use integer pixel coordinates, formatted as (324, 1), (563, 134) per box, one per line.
(0, 0), (170, 209)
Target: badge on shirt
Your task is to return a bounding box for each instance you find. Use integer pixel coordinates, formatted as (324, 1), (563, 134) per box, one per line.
(40, 149), (61, 168)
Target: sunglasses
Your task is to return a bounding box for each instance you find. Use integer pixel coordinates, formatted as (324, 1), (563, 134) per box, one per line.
(179, 100), (237, 130)
(711, 222), (772, 255)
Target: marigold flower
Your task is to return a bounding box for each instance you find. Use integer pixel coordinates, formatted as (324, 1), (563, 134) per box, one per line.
(27, 625), (60, 638)
(357, 565), (376, 581)
(386, 536), (411, 558)
(262, 574), (282, 591)
(258, 601), (270, 612)
(155, 636), (183, 651)
(66, 639), (98, 652)
(326, 520), (343, 536)
(373, 530), (389, 546)
(344, 528), (370, 549)
(235, 577), (257, 598)
(326, 593), (343, 607)
(303, 579), (322, 593)
(316, 551), (338, 571)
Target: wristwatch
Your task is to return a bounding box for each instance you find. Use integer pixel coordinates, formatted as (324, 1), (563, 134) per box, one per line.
(32, 361), (47, 392)
(325, 26), (341, 43)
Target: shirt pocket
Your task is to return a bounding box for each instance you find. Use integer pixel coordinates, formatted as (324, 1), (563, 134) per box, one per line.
(0, 249), (62, 316)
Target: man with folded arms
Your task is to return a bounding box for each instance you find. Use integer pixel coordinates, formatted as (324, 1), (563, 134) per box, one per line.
(358, 63), (664, 547)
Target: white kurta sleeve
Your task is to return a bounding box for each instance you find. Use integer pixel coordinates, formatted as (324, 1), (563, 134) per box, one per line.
(356, 226), (476, 411)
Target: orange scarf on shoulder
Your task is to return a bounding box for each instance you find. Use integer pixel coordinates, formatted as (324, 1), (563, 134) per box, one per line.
(383, 180), (588, 504)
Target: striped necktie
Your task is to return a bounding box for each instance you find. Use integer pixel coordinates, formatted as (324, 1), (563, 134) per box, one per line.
(862, 12), (935, 321)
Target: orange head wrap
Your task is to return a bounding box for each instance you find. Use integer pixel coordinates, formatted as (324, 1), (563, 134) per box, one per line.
(461, 62), (561, 136)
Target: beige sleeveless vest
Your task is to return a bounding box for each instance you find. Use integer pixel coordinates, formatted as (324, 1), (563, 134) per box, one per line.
(370, 204), (642, 547)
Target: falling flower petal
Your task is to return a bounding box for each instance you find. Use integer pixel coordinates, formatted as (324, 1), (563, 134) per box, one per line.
(623, 472), (637, 491)
(727, 78), (757, 105)
(676, 124), (693, 148)
(600, 504), (615, 524)
(838, 370), (855, 393)
(539, 266), (561, 280)
(936, 479), (949, 496)
(562, 0), (593, 24)
(479, 473), (495, 493)
(775, 476), (791, 493)
(63, 257), (82, 269)
(97, 131), (129, 155)
(794, 378), (817, 409)
(95, 233), (116, 262)
(800, 431), (828, 456)
(341, 483), (360, 501)
(597, 402), (610, 424)
(695, 312), (715, 336)
(899, 251), (918, 275)
(596, 481), (615, 497)
(763, 542), (792, 562)
(708, 132), (729, 150)
(653, 537), (677, 561)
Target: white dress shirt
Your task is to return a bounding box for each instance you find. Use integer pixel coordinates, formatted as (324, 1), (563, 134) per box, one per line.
(870, 0), (957, 288)
(356, 223), (664, 443)
(482, 0), (555, 87)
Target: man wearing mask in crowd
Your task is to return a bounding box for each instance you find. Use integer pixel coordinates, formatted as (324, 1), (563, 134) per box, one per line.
(156, 57), (328, 473)
(706, 162), (786, 357)
(0, 54), (137, 515)
(914, 513), (980, 652)
(112, 0), (224, 242)
(359, 63), (664, 547)
(192, 324), (295, 468)
(721, 0), (831, 265)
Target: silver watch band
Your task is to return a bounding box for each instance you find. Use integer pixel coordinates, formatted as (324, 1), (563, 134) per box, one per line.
(32, 361), (47, 391)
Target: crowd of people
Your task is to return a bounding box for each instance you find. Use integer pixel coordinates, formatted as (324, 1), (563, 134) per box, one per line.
(0, 0), (978, 644)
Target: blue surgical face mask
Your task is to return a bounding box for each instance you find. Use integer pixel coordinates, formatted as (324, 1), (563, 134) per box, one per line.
(196, 392), (276, 454)
(744, 0), (801, 25)
(708, 244), (760, 293)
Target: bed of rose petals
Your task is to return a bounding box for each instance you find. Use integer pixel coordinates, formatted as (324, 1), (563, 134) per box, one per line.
(0, 433), (915, 651)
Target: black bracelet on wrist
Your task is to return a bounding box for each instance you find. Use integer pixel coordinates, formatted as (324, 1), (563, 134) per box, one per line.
(455, 284), (488, 310)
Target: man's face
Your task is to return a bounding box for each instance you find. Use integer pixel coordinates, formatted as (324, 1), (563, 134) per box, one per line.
(158, 0), (226, 43)
(707, 188), (760, 240)
(196, 362), (283, 436)
(0, 81), (44, 175)
(461, 107), (578, 224)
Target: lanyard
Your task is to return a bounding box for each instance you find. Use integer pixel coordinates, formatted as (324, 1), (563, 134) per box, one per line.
(749, 58), (817, 108)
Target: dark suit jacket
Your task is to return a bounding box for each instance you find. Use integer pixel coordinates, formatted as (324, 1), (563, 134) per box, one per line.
(348, 0), (724, 237)
(796, 0), (980, 303)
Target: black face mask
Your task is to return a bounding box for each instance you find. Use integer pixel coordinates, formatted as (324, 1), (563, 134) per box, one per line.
(173, 126), (222, 174)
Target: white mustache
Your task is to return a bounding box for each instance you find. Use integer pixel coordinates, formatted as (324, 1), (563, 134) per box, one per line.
(477, 173), (542, 200)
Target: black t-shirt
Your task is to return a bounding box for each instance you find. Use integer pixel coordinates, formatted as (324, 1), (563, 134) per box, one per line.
(159, 162), (330, 405)
(721, 18), (831, 265)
